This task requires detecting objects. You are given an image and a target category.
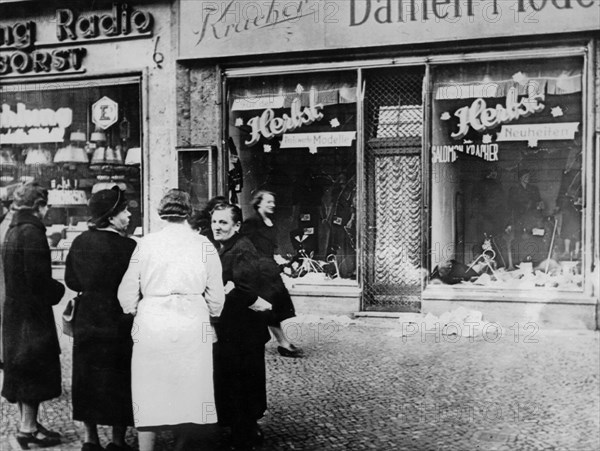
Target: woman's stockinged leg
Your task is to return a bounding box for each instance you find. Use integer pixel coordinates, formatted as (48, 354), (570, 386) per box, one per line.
(270, 324), (304, 357)
(83, 422), (100, 444)
(19, 402), (38, 432)
(269, 325), (292, 348)
(137, 430), (156, 451)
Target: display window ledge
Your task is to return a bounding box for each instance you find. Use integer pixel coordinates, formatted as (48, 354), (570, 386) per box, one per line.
(423, 285), (596, 305)
(285, 279), (361, 298)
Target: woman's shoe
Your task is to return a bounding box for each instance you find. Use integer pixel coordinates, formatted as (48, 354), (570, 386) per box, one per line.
(16, 429), (61, 449)
(82, 443), (105, 451)
(251, 424), (264, 444)
(277, 344), (303, 358)
(36, 422), (61, 438)
(105, 443), (133, 451)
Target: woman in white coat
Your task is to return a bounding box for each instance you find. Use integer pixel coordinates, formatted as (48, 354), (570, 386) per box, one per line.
(118, 189), (225, 451)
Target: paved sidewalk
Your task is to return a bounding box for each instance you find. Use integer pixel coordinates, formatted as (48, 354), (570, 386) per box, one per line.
(1, 313), (599, 451)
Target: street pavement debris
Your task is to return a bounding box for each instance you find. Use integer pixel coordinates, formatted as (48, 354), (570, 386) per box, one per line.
(387, 306), (500, 338)
(1, 314), (598, 451)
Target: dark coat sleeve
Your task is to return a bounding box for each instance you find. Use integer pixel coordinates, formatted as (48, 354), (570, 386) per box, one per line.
(241, 217), (260, 240)
(65, 242), (82, 292)
(219, 237), (270, 345)
(223, 243), (260, 317)
(22, 224), (64, 305)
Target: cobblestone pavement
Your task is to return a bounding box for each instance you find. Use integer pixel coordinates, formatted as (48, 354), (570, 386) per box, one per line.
(1, 310), (599, 451)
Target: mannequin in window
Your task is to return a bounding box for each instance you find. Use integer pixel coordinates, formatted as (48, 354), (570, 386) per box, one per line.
(317, 179), (335, 260)
(472, 165), (508, 266)
(227, 138), (243, 205)
(329, 173), (357, 279)
(290, 168), (322, 256)
(508, 168), (545, 265)
(556, 147), (582, 260)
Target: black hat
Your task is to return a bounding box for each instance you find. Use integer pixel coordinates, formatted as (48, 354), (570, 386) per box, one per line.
(88, 186), (127, 225)
(13, 182), (48, 209)
(158, 189), (191, 218)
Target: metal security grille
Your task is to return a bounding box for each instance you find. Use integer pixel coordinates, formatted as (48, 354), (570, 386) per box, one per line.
(363, 67), (425, 312)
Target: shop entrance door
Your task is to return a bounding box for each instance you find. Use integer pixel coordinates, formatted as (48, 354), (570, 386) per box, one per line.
(362, 68), (424, 312)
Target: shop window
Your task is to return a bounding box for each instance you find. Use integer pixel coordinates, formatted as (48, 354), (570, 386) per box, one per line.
(227, 72), (358, 283)
(0, 79), (143, 263)
(429, 57), (584, 291)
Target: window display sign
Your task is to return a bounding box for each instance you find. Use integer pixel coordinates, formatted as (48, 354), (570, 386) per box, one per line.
(280, 131), (357, 150)
(0, 103), (72, 144)
(92, 96), (119, 130)
(429, 57), (584, 291)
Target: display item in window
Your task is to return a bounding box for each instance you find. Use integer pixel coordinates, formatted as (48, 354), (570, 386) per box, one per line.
(227, 137), (243, 204)
(507, 169), (547, 266)
(472, 166), (510, 268)
(2, 182), (65, 449)
(64, 187), (137, 450)
(555, 147), (582, 261)
(291, 167), (323, 257)
(242, 190), (303, 358)
(329, 173), (357, 279)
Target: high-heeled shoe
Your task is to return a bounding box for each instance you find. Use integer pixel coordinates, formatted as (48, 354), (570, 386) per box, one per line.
(105, 442), (133, 451)
(16, 429), (61, 449)
(251, 424), (264, 444)
(82, 443), (105, 451)
(277, 344), (304, 358)
(36, 422), (61, 438)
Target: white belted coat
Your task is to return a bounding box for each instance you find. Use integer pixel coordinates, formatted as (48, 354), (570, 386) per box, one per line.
(118, 222), (224, 427)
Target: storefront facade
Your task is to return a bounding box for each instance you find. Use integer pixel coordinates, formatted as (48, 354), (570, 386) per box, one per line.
(176, 1), (600, 328)
(0, 0), (177, 267)
(175, 1), (600, 327)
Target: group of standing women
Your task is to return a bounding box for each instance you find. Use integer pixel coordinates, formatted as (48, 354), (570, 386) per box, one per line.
(1, 181), (300, 451)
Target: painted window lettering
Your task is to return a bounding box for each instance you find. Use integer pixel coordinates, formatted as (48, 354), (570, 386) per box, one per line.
(450, 88), (545, 140)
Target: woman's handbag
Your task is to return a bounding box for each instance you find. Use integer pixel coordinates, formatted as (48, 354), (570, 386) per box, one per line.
(62, 294), (80, 337)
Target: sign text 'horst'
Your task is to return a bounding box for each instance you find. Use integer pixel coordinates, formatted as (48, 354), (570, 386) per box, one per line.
(0, 2), (154, 77)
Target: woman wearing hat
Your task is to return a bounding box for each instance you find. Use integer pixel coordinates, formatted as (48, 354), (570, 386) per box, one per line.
(118, 189), (225, 451)
(65, 186), (137, 451)
(2, 182), (65, 449)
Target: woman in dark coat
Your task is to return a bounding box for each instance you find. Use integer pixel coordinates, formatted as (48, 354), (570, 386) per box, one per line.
(65, 186), (137, 451)
(212, 203), (271, 450)
(242, 190), (302, 358)
(1, 182), (65, 449)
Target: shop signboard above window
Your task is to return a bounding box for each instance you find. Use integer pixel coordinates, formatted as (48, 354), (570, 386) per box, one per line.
(0, 2), (153, 77)
(429, 57), (585, 292)
(228, 72), (359, 283)
(179, 0), (600, 59)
